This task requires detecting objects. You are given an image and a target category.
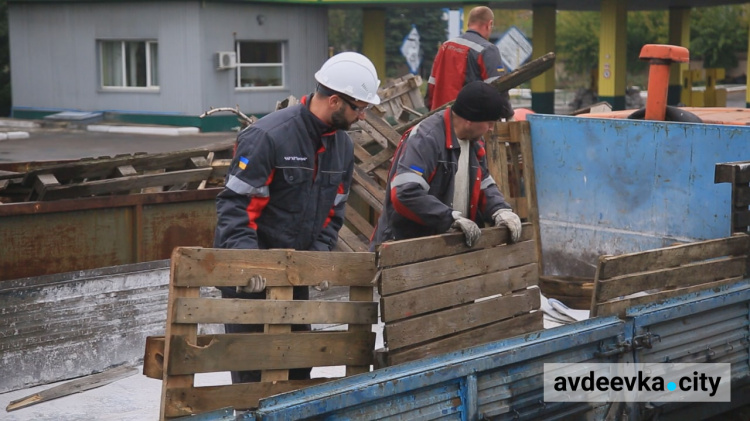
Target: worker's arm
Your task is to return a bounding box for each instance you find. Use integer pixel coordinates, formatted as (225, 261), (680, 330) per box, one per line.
(389, 129), (454, 233)
(309, 155), (353, 252)
(214, 127), (275, 250)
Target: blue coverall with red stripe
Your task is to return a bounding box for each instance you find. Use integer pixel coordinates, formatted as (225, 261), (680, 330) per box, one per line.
(370, 107), (511, 249)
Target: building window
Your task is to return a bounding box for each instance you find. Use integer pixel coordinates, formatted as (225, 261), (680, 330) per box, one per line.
(237, 41), (284, 89)
(100, 40), (159, 89)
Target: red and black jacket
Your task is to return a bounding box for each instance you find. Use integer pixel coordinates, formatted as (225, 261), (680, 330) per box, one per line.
(370, 108), (511, 249)
(425, 29), (513, 118)
(214, 94), (353, 251)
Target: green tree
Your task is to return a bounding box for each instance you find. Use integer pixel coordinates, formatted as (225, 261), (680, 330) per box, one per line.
(328, 9), (362, 54)
(690, 5), (748, 69)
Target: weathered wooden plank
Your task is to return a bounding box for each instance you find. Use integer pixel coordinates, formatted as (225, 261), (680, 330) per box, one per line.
(378, 224), (533, 267)
(379, 239), (536, 296)
(381, 263), (538, 322)
(262, 285), (293, 382)
(594, 276), (747, 318)
(348, 285), (374, 376)
(736, 185), (750, 207)
(173, 298), (378, 325)
(167, 331), (375, 375)
(359, 147), (394, 174)
(598, 235), (750, 280)
(350, 184), (384, 214)
(345, 205), (375, 238)
(164, 379), (332, 417)
(6, 365), (138, 412)
(363, 110), (401, 148)
(514, 121), (543, 275)
(715, 162), (750, 184)
(171, 248), (376, 288)
(115, 165), (138, 177)
(336, 224), (369, 253)
(160, 256), (200, 420)
(353, 165), (386, 204)
(384, 288), (539, 350)
(41, 168), (213, 200)
(32, 173), (60, 200)
(486, 126), (512, 207)
(596, 256), (747, 302)
(384, 312), (543, 366)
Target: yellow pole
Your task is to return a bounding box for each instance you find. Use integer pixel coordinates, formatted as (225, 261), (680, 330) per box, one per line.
(362, 8), (386, 82)
(531, 5), (556, 114)
(598, 0), (627, 110)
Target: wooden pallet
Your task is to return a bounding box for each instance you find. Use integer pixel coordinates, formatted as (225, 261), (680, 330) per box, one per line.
(158, 247), (377, 419)
(372, 74), (426, 124)
(375, 224), (543, 367)
(715, 160), (750, 234)
(590, 234), (750, 318)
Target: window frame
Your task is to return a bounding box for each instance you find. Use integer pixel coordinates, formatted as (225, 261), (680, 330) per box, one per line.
(235, 40), (286, 91)
(99, 39), (159, 92)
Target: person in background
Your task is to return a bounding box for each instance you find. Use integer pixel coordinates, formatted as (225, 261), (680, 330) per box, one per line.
(371, 81), (522, 250)
(214, 52), (380, 384)
(424, 5), (514, 121)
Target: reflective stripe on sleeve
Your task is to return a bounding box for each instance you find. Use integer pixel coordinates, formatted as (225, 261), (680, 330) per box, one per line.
(481, 175), (496, 190)
(334, 192), (349, 206)
(392, 172), (429, 191)
(226, 175), (270, 196)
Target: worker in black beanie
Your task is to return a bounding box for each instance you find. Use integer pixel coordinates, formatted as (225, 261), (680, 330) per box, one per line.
(371, 81), (522, 250)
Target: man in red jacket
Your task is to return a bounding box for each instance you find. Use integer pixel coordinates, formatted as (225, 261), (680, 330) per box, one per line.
(424, 5), (513, 120)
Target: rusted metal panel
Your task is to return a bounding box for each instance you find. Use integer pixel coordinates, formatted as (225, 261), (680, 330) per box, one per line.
(0, 189), (220, 281)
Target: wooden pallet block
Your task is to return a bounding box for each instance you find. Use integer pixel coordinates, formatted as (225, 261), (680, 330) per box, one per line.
(715, 161), (750, 234)
(159, 247), (378, 419)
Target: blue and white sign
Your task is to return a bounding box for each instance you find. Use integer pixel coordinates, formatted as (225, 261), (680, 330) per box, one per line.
(495, 26), (532, 72)
(400, 24), (421, 74)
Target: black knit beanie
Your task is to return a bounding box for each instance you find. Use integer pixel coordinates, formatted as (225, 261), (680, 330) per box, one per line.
(452, 81), (505, 122)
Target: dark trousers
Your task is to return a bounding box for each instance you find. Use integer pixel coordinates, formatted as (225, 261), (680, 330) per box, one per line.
(219, 286), (312, 383)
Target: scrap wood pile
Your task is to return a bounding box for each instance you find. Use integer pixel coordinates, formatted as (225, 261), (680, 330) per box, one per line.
(0, 141), (235, 203)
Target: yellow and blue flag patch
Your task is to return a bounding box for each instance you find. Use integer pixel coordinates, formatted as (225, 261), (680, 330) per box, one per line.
(410, 165), (424, 176)
(238, 156), (249, 170)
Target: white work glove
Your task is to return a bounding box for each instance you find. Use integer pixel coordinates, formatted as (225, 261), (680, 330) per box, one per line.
(492, 208), (522, 243)
(451, 211), (481, 248)
(236, 274), (266, 294)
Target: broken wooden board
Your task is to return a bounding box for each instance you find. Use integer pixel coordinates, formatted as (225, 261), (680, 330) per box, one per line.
(6, 365), (138, 412)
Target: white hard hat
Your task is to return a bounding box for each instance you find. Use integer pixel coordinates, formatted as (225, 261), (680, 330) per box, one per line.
(315, 52), (381, 105)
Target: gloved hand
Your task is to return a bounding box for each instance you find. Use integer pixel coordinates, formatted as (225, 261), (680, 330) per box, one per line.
(451, 211), (481, 247)
(236, 274), (266, 294)
(492, 208), (522, 243)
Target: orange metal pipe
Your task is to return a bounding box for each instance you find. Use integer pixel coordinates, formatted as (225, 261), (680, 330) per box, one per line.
(644, 62), (671, 121)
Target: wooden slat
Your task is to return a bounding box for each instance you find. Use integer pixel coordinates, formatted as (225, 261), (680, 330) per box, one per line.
(336, 225), (369, 252)
(378, 224), (533, 267)
(353, 165), (386, 204)
(359, 147), (394, 173)
(262, 285), (293, 382)
(160, 258), (200, 420)
(167, 331), (375, 375)
(345, 206), (375, 238)
(384, 312), (543, 366)
(595, 276), (747, 318)
(351, 184), (384, 214)
(514, 121), (543, 275)
(379, 239), (536, 296)
(173, 298), (378, 325)
(384, 288), (539, 350)
(598, 235), (750, 280)
(715, 162), (750, 184)
(596, 257), (747, 302)
(171, 248), (376, 287)
(363, 110), (401, 148)
(164, 379), (332, 417)
(41, 168), (212, 200)
(347, 285), (374, 376)
(7, 365), (138, 412)
(381, 263), (538, 322)
(735, 185), (750, 207)
(32, 173), (60, 200)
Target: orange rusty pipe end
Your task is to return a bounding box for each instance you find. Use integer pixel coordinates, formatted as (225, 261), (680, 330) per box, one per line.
(639, 44), (689, 121)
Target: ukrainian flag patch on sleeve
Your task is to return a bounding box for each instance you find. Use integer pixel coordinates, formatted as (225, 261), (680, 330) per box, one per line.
(409, 165), (424, 176)
(238, 156), (249, 170)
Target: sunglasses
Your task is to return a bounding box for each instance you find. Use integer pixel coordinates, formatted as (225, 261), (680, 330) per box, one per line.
(337, 95), (373, 114)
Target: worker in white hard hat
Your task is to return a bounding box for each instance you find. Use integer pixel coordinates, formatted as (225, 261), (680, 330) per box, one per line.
(214, 52), (380, 384)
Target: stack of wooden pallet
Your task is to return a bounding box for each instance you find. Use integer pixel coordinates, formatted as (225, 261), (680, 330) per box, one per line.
(0, 141), (234, 203)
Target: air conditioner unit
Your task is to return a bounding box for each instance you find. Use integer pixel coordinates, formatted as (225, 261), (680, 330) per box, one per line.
(216, 51), (237, 70)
